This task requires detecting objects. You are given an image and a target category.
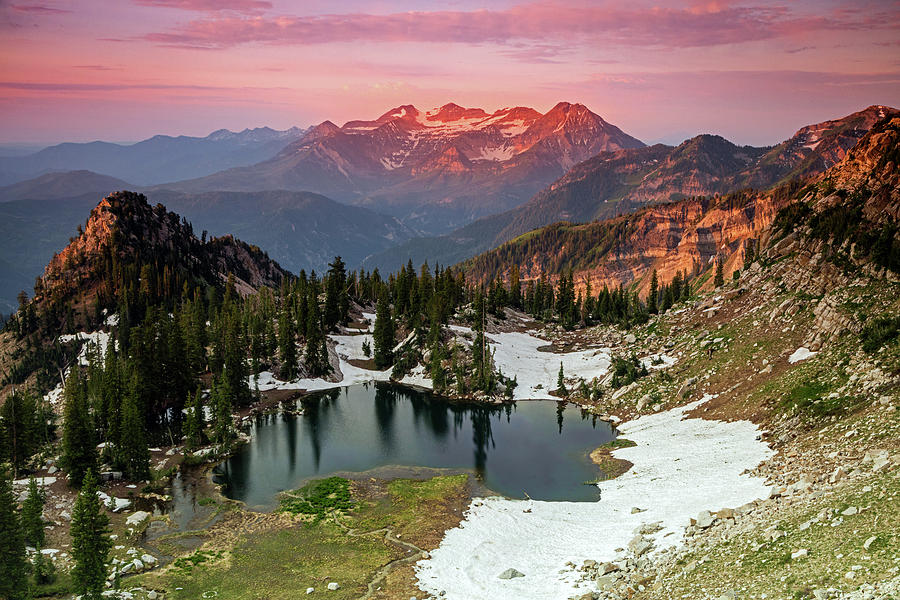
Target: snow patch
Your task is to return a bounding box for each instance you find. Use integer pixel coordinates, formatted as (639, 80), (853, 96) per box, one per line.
(485, 331), (611, 400)
(415, 397), (773, 599)
(788, 347), (817, 364)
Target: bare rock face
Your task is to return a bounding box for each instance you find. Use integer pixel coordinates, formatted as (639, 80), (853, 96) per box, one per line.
(36, 191), (290, 323)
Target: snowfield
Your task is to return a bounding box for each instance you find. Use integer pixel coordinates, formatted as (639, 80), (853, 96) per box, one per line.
(414, 396), (773, 600)
(486, 331), (611, 400)
(248, 324), (613, 400)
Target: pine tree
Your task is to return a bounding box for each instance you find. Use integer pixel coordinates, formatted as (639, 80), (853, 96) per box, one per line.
(22, 476), (45, 548)
(61, 368), (97, 488)
(0, 390), (38, 477)
(324, 256), (348, 331)
(213, 377), (233, 445)
(278, 302), (298, 380)
(70, 470), (111, 600)
(648, 270), (659, 315)
(119, 376), (150, 480)
(0, 464), (28, 600)
(714, 257), (725, 287)
(557, 362), (567, 396)
(430, 342), (446, 392)
(373, 291), (394, 369)
(184, 388), (204, 452)
(304, 293), (330, 377)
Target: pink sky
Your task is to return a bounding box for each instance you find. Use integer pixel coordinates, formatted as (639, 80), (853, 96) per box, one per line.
(1, 0), (898, 146)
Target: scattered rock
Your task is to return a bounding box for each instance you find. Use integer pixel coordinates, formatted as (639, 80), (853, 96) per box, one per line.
(841, 506), (858, 517)
(863, 536), (877, 551)
(498, 568), (525, 580)
(791, 548), (809, 560)
(326, 582), (340, 591)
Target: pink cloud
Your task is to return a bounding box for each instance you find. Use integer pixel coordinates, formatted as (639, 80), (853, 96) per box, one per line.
(134, 0), (272, 14)
(140, 1), (898, 50)
(9, 4), (70, 14)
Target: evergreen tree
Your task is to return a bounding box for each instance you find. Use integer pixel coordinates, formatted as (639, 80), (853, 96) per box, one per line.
(184, 388), (204, 451)
(119, 376), (150, 480)
(324, 256), (349, 331)
(373, 292), (395, 369)
(278, 302), (298, 380)
(304, 293), (330, 377)
(61, 368), (97, 488)
(430, 342), (446, 393)
(0, 464), (28, 600)
(213, 377), (233, 445)
(509, 264), (522, 309)
(22, 476), (45, 548)
(0, 390), (38, 477)
(70, 470), (111, 600)
(714, 257), (725, 287)
(557, 362), (567, 396)
(648, 270), (659, 315)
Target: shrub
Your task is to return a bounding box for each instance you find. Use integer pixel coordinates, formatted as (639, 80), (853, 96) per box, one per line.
(860, 315), (900, 354)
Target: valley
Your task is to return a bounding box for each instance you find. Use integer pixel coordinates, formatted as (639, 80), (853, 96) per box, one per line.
(1, 99), (898, 600)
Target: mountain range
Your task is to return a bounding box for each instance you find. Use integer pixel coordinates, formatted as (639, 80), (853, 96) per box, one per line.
(362, 105), (898, 272)
(0, 126), (307, 187)
(462, 112), (900, 296)
(155, 102), (644, 233)
(1, 103), (896, 316)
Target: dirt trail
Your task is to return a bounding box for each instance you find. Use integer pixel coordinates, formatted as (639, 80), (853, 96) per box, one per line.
(330, 514), (428, 599)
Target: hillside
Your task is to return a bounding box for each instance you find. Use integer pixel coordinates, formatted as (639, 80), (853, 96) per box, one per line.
(0, 126), (307, 186)
(463, 114), (900, 296)
(153, 102), (645, 234)
(30, 191), (290, 332)
(364, 105), (897, 272)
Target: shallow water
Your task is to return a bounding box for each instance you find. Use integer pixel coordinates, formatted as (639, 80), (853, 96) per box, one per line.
(213, 383), (615, 509)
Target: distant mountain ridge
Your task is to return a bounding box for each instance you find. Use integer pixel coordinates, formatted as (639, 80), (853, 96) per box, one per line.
(154, 102), (645, 233)
(0, 170), (132, 203)
(0, 126), (308, 187)
(362, 105), (898, 272)
(0, 185), (416, 314)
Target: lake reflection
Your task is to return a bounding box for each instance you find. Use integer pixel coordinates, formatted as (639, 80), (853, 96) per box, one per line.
(214, 383), (615, 508)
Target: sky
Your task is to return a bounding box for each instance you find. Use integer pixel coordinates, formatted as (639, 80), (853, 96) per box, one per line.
(1, 0), (899, 147)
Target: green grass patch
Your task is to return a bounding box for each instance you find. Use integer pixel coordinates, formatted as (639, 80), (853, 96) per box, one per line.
(279, 477), (352, 517)
(600, 438), (636, 449)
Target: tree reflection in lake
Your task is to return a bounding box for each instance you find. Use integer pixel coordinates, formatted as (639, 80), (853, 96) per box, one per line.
(214, 383), (615, 509)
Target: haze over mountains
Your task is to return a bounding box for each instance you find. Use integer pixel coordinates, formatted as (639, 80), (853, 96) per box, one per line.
(0, 126), (307, 187)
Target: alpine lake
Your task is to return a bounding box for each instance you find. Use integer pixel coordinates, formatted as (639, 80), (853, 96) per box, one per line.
(212, 382), (616, 510)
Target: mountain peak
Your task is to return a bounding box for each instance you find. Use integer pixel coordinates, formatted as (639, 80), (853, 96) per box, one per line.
(426, 103), (490, 123)
(376, 105), (420, 123)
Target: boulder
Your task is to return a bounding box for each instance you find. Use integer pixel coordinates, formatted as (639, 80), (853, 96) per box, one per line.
(498, 568), (525, 580)
(599, 562), (619, 575)
(829, 467), (846, 484)
(696, 510), (715, 529)
(125, 511), (151, 527)
(791, 549), (808, 560)
(628, 535), (653, 557)
(326, 582), (340, 590)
